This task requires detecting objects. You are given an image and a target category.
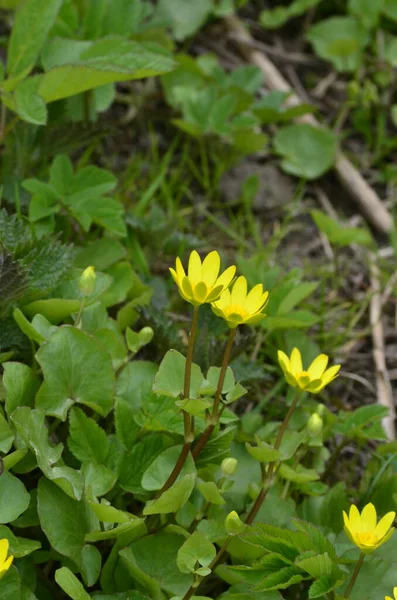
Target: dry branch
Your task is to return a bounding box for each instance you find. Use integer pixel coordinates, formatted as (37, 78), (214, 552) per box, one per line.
(225, 15), (394, 234)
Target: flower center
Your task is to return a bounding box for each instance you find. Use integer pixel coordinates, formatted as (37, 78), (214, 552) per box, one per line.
(224, 304), (249, 322)
(297, 371), (311, 388)
(356, 531), (378, 546)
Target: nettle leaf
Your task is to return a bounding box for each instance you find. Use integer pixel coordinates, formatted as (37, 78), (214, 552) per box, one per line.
(0, 471), (30, 523)
(274, 124), (337, 180)
(36, 326), (115, 420)
(153, 350), (205, 399)
(38, 37), (175, 103)
(255, 566), (307, 591)
(69, 407), (109, 464)
(55, 567), (90, 600)
(143, 473), (196, 515)
(7, 0), (63, 79)
(141, 445), (196, 491)
(37, 478), (95, 571)
(295, 552), (333, 578)
(308, 572), (345, 599)
(177, 532), (216, 575)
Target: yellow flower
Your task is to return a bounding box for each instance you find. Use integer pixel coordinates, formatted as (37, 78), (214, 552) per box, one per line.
(278, 347), (340, 393)
(385, 587), (397, 600)
(343, 503), (395, 553)
(211, 276), (269, 328)
(169, 250), (236, 306)
(0, 539), (13, 580)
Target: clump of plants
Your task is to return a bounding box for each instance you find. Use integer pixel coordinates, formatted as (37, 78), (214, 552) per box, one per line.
(0, 242), (395, 600)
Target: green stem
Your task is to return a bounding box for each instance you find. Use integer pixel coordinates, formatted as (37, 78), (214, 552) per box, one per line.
(74, 298), (86, 327)
(344, 553), (365, 598)
(181, 536), (232, 600)
(192, 328), (236, 460)
(245, 392), (301, 525)
(159, 306), (199, 494)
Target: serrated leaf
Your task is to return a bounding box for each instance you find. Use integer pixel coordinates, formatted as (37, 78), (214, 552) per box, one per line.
(295, 552), (333, 578)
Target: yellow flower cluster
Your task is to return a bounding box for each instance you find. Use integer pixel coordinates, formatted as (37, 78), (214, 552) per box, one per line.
(170, 250), (268, 328)
(170, 250), (340, 392)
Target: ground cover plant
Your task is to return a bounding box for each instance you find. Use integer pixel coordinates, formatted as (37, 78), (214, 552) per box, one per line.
(0, 0), (397, 599)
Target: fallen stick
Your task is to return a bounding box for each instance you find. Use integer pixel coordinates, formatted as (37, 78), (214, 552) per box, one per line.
(369, 256), (396, 440)
(225, 15), (394, 234)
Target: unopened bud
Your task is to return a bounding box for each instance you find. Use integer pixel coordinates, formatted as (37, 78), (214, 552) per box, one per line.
(307, 413), (323, 438)
(316, 404), (325, 418)
(79, 266), (96, 297)
(225, 511), (245, 536)
(138, 326), (154, 346)
(221, 458), (238, 477)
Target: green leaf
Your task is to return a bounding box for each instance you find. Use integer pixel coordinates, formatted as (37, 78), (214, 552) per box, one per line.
(0, 568), (21, 600)
(68, 407), (109, 464)
(153, 0), (212, 40)
(36, 326), (115, 420)
(118, 434), (169, 494)
(349, 0), (383, 29)
(89, 502), (131, 524)
(13, 308), (46, 344)
(274, 124), (337, 180)
(37, 478), (95, 570)
(14, 76), (47, 125)
(255, 566), (307, 591)
(114, 398), (140, 451)
(81, 462), (117, 497)
(175, 398), (212, 416)
(277, 282), (318, 315)
(0, 471), (30, 523)
(55, 567), (90, 600)
(308, 573), (343, 599)
(260, 0), (321, 29)
(153, 350), (204, 399)
(383, 0), (397, 22)
(120, 532), (192, 597)
(0, 525), (40, 557)
(0, 413), (14, 453)
(177, 532), (216, 574)
(295, 552), (333, 578)
(143, 474), (196, 515)
(311, 210), (374, 247)
(306, 16), (369, 72)
(246, 442), (281, 463)
(197, 481), (225, 505)
(11, 407), (84, 500)
(278, 464), (320, 484)
(38, 38), (175, 103)
(7, 0), (63, 78)
(141, 445), (196, 491)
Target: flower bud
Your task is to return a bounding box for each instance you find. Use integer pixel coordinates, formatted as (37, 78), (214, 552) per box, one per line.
(225, 511), (245, 536)
(221, 458), (238, 477)
(79, 266), (96, 297)
(307, 413), (323, 438)
(138, 326), (154, 346)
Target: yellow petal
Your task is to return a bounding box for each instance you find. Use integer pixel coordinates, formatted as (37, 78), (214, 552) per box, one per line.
(376, 527), (394, 548)
(278, 350), (290, 374)
(0, 539), (8, 565)
(393, 587), (397, 600)
(375, 511), (396, 539)
(175, 256), (185, 281)
(181, 277), (194, 302)
(2, 555), (12, 571)
(307, 354), (329, 379)
(245, 313), (266, 325)
(206, 284), (224, 303)
(320, 364), (341, 386)
(193, 281), (208, 304)
(385, 596), (394, 600)
(188, 250), (202, 286)
(290, 348), (303, 376)
(361, 503), (377, 531)
(343, 523), (357, 547)
(215, 265), (236, 290)
(169, 267), (179, 286)
(245, 284), (264, 313)
(201, 251), (220, 288)
(231, 276), (247, 304)
(348, 505), (362, 533)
